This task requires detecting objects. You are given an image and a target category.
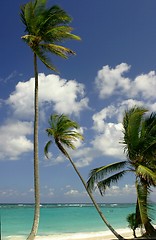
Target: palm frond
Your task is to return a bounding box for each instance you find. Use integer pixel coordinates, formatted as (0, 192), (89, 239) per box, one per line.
(122, 106), (148, 159)
(87, 161), (127, 192)
(45, 114), (84, 157)
(124, 107), (147, 144)
(136, 180), (153, 225)
(97, 170), (127, 195)
(46, 128), (55, 137)
(21, 0), (80, 71)
(46, 5), (72, 25)
(44, 140), (52, 159)
(43, 26), (81, 42)
(34, 0), (46, 14)
(40, 43), (76, 59)
(143, 112), (156, 136)
(34, 46), (57, 71)
(136, 165), (156, 186)
(20, 1), (37, 34)
(126, 212), (140, 230)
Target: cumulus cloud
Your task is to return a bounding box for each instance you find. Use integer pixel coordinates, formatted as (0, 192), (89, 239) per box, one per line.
(3, 64), (156, 165)
(133, 71), (156, 99)
(64, 188), (87, 199)
(64, 189), (80, 196)
(91, 105), (124, 158)
(72, 147), (95, 168)
(91, 64), (156, 160)
(95, 63), (131, 99)
(0, 121), (33, 160)
(95, 63), (156, 101)
(105, 184), (136, 197)
(1, 73), (89, 161)
(7, 73), (89, 119)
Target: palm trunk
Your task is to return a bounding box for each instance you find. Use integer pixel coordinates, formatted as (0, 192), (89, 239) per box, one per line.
(56, 141), (124, 240)
(27, 53), (40, 240)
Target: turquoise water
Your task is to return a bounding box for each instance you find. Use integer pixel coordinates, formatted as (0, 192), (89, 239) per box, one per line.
(1, 203), (156, 238)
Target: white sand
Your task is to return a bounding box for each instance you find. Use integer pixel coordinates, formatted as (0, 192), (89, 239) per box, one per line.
(5, 228), (143, 240)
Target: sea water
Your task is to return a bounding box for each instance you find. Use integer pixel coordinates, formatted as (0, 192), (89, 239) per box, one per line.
(1, 203), (156, 239)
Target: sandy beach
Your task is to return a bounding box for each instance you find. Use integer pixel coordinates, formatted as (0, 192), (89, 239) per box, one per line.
(5, 228), (143, 240)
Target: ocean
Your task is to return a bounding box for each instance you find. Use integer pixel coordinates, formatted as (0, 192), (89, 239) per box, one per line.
(1, 203), (156, 239)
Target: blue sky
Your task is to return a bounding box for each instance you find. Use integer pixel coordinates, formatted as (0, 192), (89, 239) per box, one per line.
(1, 0), (156, 203)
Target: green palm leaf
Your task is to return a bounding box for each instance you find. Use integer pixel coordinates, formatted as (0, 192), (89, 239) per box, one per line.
(40, 44), (76, 59)
(135, 180), (153, 224)
(44, 140), (52, 159)
(123, 106), (148, 159)
(97, 170), (127, 195)
(136, 165), (156, 186)
(21, 0), (81, 71)
(45, 114), (84, 157)
(87, 161), (127, 192)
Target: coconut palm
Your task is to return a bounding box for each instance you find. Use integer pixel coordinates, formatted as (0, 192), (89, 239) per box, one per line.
(44, 114), (124, 240)
(20, 1), (80, 239)
(87, 106), (156, 237)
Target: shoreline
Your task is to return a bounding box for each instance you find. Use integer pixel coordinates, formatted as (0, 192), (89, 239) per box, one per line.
(4, 228), (143, 240)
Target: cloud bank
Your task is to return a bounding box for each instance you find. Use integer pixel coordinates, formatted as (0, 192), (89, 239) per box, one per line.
(1, 73), (89, 161)
(1, 63), (156, 163)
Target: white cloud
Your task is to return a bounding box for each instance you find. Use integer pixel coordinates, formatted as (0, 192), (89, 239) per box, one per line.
(64, 188), (87, 199)
(105, 184), (136, 197)
(91, 62), (156, 160)
(95, 63), (156, 101)
(95, 63), (131, 99)
(7, 73), (89, 120)
(64, 189), (79, 196)
(45, 155), (65, 166)
(2, 73), (89, 161)
(92, 123), (123, 158)
(72, 147), (95, 168)
(8, 79), (34, 119)
(92, 105), (117, 132)
(93, 64), (156, 158)
(91, 105), (124, 159)
(133, 71), (156, 99)
(0, 121), (33, 160)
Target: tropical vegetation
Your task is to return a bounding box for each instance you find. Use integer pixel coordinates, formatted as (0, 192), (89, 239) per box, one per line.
(87, 106), (156, 237)
(126, 212), (141, 238)
(20, 0), (80, 239)
(44, 114), (124, 240)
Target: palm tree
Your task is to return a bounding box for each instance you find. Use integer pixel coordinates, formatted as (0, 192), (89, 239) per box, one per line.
(127, 213), (137, 238)
(20, 1), (80, 239)
(44, 114), (124, 240)
(126, 212), (143, 238)
(87, 106), (156, 237)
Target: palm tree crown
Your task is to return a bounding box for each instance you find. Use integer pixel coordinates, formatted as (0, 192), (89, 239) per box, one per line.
(45, 114), (84, 159)
(87, 106), (156, 193)
(21, 0), (81, 71)
(123, 107), (156, 186)
(87, 106), (156, 236)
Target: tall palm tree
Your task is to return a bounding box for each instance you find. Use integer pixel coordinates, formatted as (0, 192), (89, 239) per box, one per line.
(20, 1), (80, 239)
(87, 106), (156, 237)
(44, 114), (124, 240)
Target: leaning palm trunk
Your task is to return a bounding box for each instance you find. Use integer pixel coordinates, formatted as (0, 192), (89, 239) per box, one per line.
(27, 54), (40, 240)
(56, 140), (124, 240)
